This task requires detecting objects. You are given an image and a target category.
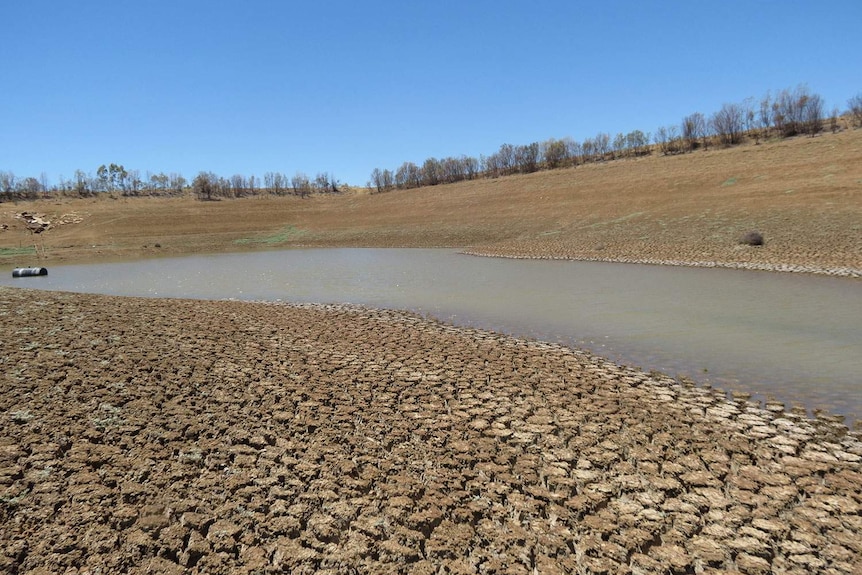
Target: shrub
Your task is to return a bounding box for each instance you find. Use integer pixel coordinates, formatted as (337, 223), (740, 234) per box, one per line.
(740, 230), (764, 246)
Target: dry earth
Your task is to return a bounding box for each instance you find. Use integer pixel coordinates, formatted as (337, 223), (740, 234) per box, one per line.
(1, 130), (861, 573)
(2, 288), (861, 574)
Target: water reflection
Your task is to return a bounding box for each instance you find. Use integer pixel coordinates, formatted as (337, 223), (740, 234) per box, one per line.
(4, 248), (860, 422)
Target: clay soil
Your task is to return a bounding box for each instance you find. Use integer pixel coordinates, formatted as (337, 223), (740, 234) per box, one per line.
(2, 288), (861, 574)
(1, 131), (861, 573)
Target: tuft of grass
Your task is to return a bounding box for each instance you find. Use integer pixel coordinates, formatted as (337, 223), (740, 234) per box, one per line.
(0, 246), (37, 258)
(234, 225), (306, 245)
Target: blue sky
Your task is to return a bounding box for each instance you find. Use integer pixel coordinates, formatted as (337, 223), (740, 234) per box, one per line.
(2, 1), (860, 187)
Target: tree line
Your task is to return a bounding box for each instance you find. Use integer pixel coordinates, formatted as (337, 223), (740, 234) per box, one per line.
(3, 85), (862, 202)
(369, 85), (862, 193)
(0, 165), (344, 203)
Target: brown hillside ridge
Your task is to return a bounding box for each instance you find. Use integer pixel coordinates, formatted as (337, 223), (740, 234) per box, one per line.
(1, 288), (861, 573)
(1, 128), (860, 275)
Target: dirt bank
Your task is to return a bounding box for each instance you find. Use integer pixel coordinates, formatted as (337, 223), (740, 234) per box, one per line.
(2, 287), (860, 574)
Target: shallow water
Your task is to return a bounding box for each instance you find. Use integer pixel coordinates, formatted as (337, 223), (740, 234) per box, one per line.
(4, 248), (860, 422)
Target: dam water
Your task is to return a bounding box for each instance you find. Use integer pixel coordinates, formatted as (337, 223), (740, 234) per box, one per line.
(3, 248), (860, 423)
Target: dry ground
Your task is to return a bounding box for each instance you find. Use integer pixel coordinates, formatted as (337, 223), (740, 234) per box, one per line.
(1, 129), (860, 275)
(1, 130), (861, 574)
(2, 288), (861, 574)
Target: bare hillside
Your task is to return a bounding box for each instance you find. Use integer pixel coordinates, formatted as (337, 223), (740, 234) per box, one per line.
(1, 129), (860, 275)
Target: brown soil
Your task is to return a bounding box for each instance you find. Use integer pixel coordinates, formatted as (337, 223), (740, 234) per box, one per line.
(1, 130), (860, 275)
(1, 131), (860, 573)
(2, 288), (861, 574)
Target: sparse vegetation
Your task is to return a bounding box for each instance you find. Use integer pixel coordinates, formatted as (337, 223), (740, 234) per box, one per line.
(234, 225), (307, 245)
(0, 246), (38, 258)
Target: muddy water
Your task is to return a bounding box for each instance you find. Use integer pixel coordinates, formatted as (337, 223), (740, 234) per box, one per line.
(4, 248), (860, 421)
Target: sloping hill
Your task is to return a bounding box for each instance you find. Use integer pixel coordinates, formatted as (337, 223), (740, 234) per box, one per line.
(1, 129), (860, 274)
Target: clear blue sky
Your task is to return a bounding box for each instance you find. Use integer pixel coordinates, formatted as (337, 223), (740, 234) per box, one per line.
(2, 1), (860, 187)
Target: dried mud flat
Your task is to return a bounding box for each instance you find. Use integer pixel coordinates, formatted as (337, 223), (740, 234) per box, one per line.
(1, 288), (861, 574)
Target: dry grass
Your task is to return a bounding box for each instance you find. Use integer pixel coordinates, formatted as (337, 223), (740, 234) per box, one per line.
(1, 129), (860, 272)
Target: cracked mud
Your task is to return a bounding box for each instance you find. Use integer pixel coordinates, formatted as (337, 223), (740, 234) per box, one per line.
(1, 288), (860, 574)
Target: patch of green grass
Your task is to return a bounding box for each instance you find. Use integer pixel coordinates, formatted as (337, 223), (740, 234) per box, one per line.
(589, 212), (646, 228)
(234, 225), (306, 245)
(0, 246), (37, 258)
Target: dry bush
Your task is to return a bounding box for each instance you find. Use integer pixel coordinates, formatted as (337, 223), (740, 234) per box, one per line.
(739, 230), (764, 246)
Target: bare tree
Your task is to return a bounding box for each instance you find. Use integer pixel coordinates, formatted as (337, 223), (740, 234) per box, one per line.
(126, 169), (142, 195)
(292, 172), (311, 197)
(0, 170), (16, 195)
(581, 137), (596, 162)
(541, 138), (569, 169)
(169, 173), (187, 196)
(395, 161), (421, 189)
(421, 158), (442, 186)
(370, 168), (382, 193)
(514, 142), (540, 173)
(625, 130), (650, 156)
(313, 172), (339, 193)
(565, 138), (582, 165)
(439, 157), (464, 183)
(481, 153), (502, 179)
(742, 99), (759, 143)
(264, 172), (276, 194)
(667, 125), (682, 154)
(829, 108), (841, 133)
(381, 169), (394, 192)
(489, 144), (513, 175)
(192, 171), (218, 201)
(274, 172), (287, 194)
(681, 113), (707, 151)
(801, 93), (824, 136)
(593, 133), (610, 159)
(711, 103), (745, 145)
(759, 92), (773, 140)
(369, 168), (394, 193)
(20, 177), (40, 196)
(39, 172), (50, 193)
(230, 174), (246, 196)
(461, 155), (479, 180)
(149, 172), (169, 194)
(772, 85), (823, 137)
(73, 170), (94, 196)
(849, 93), (862, 128)
(612, 133), (626, 159)
(654, 127), (669, 155)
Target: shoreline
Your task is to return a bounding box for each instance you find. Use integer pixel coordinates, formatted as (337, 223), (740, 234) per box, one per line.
(2, 287), (860, 573)
(461, 250), (862, 279)
(7, 240), (862, 280)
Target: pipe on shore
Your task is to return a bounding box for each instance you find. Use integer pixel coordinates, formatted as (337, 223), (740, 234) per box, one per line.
(12, 267), (48, 278)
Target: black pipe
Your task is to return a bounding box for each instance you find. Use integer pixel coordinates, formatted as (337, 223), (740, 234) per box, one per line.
(12, 267), (48, 278)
